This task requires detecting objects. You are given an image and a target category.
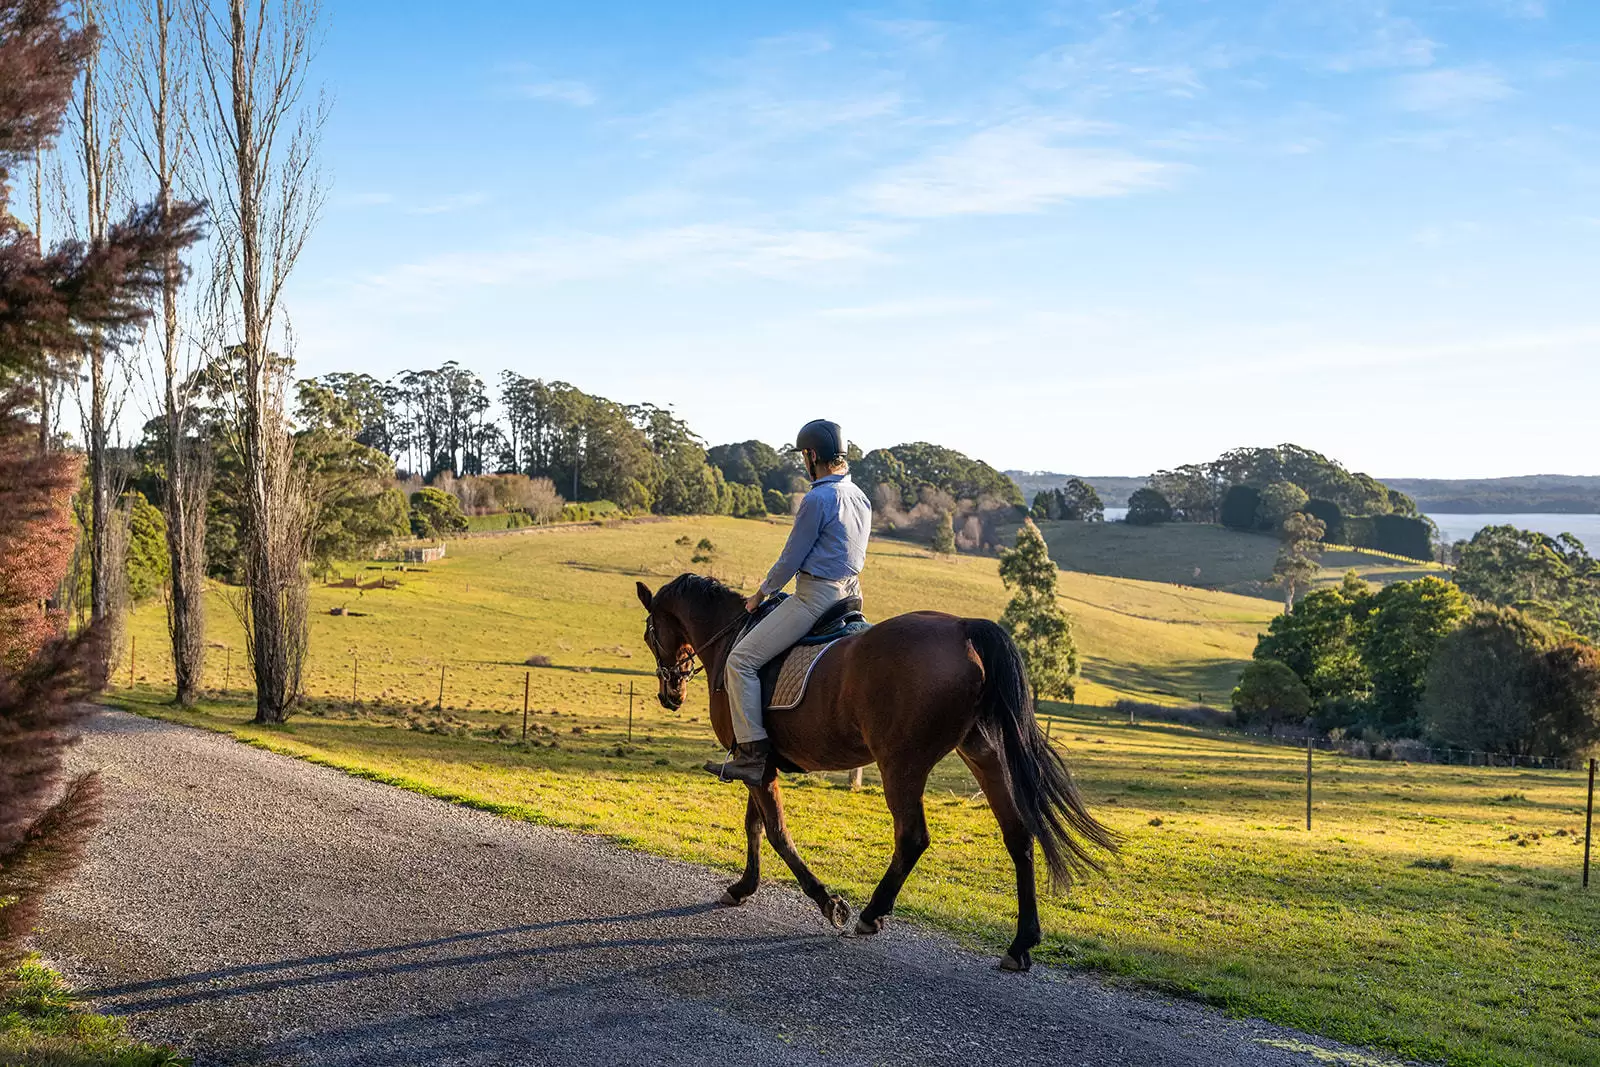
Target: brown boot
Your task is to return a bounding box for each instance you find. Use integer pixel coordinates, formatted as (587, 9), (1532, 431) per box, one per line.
(704, 739), (772, 785)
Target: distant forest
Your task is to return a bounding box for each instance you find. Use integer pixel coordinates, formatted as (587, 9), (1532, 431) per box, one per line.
(1007, 473), (1145, 508)
(1380, 476), (1600, 514)
(1013, 472), (1600, 514)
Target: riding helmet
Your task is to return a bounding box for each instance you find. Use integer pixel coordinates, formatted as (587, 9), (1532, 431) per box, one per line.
(791, 419), (846, 461)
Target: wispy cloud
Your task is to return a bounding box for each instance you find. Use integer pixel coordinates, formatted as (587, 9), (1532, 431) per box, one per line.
(515, 79), (597, 107)
(816, 297), (994, 321)
(859, 17), (947, 52)
(1322, 13), (1436, 72)
(1394, 67), (1513, 111)
(365, 223), (900, 296)
(860, 120), (1172, 218)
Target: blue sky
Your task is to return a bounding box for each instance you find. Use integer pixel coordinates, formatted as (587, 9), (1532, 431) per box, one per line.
(286, 1), (1600, 478)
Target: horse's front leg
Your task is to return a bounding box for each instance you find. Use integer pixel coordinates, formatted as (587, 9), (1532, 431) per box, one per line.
(720, 792), (764, 906)
(750, 773), (851, 929)
(854, 766), (933, 937)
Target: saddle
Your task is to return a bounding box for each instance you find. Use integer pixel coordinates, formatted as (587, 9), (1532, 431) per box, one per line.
(711, 594), (871, 711)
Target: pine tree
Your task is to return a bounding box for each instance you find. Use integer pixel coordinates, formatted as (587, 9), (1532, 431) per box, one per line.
(931, 509), (956, 555)
(998, 519), (1078, 700)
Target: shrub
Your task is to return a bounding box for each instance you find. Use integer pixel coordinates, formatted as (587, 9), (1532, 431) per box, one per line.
(559, 500), (620, 523)
(408, 487), (467, 538)
(1232, 659), (1312, 727)
(524, 654), (553, 667)
(764, 488), (789, 515)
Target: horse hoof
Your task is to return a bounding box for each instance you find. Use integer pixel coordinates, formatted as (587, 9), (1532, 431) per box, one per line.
(719, 889), (744, 907)
(999, 952), (1032, 972)
(824, 894), (851, 929)
(853, 916), (884, 937)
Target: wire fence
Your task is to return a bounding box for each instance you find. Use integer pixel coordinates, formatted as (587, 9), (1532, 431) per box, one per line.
(1053, 700), (1590, 772)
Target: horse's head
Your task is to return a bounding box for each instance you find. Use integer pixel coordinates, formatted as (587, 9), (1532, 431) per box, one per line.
(636, 580), (692, 710)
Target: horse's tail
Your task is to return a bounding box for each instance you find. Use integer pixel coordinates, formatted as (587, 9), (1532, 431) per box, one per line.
(964, 619), (1118, 886)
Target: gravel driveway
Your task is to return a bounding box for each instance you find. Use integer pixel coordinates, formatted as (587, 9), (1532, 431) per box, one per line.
(36, 710), (1404, 1066)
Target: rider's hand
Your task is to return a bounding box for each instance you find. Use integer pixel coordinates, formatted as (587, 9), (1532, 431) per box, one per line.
(745, 593), (762, 613)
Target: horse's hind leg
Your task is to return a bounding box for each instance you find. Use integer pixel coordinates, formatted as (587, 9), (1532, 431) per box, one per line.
(720, 792), (764, 906)
(854, 765), (933, 936)
(750, 776), (851, 928)
(958, 738), (1040, 972)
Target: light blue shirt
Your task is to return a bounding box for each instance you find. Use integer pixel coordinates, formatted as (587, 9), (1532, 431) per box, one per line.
(759, 474), (872, 595)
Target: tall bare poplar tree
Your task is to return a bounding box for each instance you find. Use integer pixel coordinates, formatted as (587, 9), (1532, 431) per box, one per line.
(67, 0), (128, 642)
(116, 0), (207, 703)
(192, 0), (324, 723)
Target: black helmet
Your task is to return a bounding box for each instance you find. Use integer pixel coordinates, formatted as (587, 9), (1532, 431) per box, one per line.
(791, 419), (845, 461)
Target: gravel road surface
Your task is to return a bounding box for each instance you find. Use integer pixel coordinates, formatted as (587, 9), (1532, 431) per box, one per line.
(37, 710), (1403, 1066)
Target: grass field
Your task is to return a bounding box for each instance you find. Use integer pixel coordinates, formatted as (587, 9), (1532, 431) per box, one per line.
(1009, 519), (1445, 601)
(107, 517), (1599, 1066)
(1, 957), (185, 1066)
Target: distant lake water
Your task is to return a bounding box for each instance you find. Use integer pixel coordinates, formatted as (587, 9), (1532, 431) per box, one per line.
(1424, 513), (1599, 550)
(1095, 509), (1596, 551)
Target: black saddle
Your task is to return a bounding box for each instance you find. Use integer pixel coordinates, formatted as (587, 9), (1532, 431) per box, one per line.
(710, 594), (870, 698)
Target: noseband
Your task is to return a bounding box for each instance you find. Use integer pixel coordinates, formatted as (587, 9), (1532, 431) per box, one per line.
(645, 609), (755, 687)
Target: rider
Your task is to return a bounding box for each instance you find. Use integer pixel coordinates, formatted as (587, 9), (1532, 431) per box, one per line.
(705, 419), (872, 785)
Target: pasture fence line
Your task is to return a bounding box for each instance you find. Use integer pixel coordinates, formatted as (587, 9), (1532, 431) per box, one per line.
(1048, 701), (1589, 772)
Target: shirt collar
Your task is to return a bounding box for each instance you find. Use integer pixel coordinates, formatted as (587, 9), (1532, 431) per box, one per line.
(811, 474), (848, 487)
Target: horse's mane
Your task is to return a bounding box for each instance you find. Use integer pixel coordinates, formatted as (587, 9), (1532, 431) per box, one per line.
(657, 572), (743, 613)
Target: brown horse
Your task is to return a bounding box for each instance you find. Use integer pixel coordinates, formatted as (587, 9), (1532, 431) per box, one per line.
(635, 574), (1116, 971)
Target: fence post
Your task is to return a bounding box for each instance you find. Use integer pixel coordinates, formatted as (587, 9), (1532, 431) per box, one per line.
(1305, 727), (1314, 832)
(224, 647), (231, 693)
(352, 656), (359, 703)
(522, 671), (530, 743)
(628, 681), (634, 743)
(437, 664), (445, 710)
(128, 636), (135, 688)
(1584, 758), (1595, 890)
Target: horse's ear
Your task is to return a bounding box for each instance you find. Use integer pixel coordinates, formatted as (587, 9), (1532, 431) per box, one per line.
(635, 581), (653, 610)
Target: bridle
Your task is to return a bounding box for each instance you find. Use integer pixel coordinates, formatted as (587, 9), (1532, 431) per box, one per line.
(645, 606), (757, 688)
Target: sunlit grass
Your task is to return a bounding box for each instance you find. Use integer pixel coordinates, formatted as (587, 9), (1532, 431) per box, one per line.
(0, 956), (187, 1067)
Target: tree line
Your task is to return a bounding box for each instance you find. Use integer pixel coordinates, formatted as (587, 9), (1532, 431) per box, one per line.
(1236, 548), (1600, 759)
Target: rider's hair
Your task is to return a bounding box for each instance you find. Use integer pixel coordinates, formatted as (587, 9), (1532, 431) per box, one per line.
(808, 452), (849, 475)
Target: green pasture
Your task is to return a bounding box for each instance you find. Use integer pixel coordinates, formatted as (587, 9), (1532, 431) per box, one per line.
(1, 957), (185, 1066)
(108, 518), (1598, 1066)
(1006, 519), (1445, 601)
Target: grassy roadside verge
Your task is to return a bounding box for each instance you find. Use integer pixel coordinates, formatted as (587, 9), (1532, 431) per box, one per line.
(108, 688), (1599, 1067)
(1, 956), (185, 1067)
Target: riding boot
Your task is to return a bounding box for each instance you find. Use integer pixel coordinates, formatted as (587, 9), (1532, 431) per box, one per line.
(704, 739), (772, 785)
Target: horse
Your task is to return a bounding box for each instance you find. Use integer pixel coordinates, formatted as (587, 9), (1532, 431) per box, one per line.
(635, 574), (1117, 971)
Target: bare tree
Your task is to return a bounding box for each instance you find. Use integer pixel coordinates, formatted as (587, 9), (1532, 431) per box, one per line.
(64, 0), (132, 646)
(191, 0), (325, 723)
(115, 0), (208, 703)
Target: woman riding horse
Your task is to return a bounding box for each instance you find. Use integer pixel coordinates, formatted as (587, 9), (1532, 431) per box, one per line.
(707, 418), (871, 785)
(636, 436), (1118, 970)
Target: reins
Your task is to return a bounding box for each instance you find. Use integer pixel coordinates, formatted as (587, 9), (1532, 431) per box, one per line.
(648, 604), (756, 686)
